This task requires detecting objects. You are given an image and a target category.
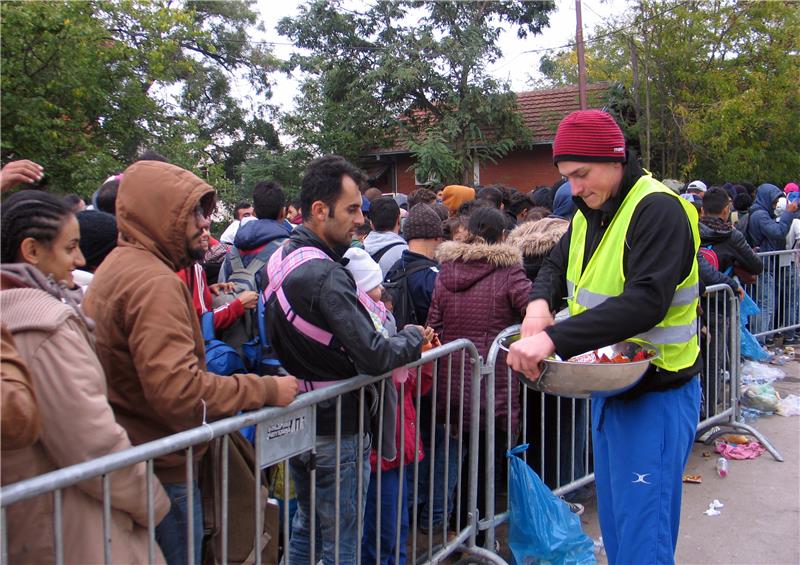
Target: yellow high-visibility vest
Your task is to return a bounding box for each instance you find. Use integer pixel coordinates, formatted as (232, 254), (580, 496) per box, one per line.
(566, 174), (700, 371)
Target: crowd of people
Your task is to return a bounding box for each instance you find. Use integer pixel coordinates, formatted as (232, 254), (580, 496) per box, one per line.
(1, 109), (799, 565)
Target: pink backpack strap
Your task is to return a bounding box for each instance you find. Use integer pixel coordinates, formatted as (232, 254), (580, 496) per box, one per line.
(264, 245), (388, 346)
(264, 246), (336, 347)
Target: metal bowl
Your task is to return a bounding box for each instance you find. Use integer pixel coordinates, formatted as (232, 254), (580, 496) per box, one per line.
(499, 335), (658, 399)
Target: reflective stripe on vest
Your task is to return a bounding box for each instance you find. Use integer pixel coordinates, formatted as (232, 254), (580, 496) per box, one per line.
(565, 174), (700, 372)
(574, 284), (699, 310)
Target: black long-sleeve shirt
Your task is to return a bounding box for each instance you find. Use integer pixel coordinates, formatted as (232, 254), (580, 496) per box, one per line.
(530, 154), (701, 395)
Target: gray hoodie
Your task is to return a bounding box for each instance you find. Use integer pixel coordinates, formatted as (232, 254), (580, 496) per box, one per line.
(363, 231), (409, 276)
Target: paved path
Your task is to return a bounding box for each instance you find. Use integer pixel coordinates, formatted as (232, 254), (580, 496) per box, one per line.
(579, 357), (800, 564)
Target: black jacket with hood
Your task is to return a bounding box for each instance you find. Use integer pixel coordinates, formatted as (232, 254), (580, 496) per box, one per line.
(530, 153), (702, 397)
(265, 226), (423, 435)
(699, 216), (763, 278)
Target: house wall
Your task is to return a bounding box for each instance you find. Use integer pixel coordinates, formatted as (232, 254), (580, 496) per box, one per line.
(478, 146), (561, 191)
(370, 146), (561, 195)
(394, 155), (417, 194)
(371, 155), (417, 195)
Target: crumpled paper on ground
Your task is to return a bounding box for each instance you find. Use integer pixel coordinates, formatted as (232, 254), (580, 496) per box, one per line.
(704, 499), (724, 516)
(715, 440), (765, 460)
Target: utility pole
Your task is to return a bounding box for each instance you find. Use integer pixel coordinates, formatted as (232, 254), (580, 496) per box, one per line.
(576, 0), (588, 109)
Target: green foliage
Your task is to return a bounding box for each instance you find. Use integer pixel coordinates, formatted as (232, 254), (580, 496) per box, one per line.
(0, 0), (280, 198)
(279, 0), (554, 183)
(535, 0), (800, 183)
(407, 131), (461, 184)
(238, 147), (310, 200)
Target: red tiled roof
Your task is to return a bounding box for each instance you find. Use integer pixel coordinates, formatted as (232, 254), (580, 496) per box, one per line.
(366, 82), (612, 156)
(516, 82), (612, 143)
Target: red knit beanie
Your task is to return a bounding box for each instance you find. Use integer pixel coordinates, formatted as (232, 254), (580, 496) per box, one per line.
(552, 110), (626, 164)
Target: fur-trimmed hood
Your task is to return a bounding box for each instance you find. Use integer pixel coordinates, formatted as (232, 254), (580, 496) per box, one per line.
(506, 217), (569, 258)
(435, 240), (522, 267)
(435, 240), (523, 292)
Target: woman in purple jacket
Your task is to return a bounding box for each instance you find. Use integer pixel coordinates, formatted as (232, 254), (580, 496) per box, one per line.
(427, 206), (531, 534)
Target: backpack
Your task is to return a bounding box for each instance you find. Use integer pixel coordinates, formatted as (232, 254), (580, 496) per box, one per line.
(736, 212), (752, 246)
(699, 244), (735, 276)
(383, 260), (436, 329)
(201, 311), (247, 376)
(370, 241), (405, 264)
(698, 245), (720, 271)
(217, 239), (286, 374)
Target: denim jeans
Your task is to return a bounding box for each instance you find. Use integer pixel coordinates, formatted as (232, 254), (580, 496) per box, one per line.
(362, 465), (411, 565)
(289, 434), (371, 565)
(414, 424), (459, 530)
(155, 481), (203, 565)
(752, 270), (775, 340)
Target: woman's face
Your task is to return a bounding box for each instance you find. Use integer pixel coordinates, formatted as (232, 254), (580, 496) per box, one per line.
(31, 214), (85, 286)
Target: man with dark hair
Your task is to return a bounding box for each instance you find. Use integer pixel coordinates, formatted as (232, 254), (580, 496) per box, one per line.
(63, 193), (86, 213)
(234, 201), (254, 220)
(219, 201), (254, 245)
(509, 191), (535, 223)
(96, 177), (120, 215)
(476, 186), (503, 209)
(84, 161), (297, 563)
(252, 181), (286, 220)
(219, 181), (290, 313)
(363, 196), (408, 275)
(266, 155), (425, 565)
(407, 187), (437, 209)
(697, 187), (764, 410)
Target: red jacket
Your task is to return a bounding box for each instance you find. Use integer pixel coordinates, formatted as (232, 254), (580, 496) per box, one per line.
(370, 342), (435, 472)
(176, 263), (244, 332)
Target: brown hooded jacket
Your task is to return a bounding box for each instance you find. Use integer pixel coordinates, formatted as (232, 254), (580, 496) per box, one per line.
(83, 161), (279, 483)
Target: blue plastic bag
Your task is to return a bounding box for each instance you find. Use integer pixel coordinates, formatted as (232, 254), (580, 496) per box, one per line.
(740, 293), (769, 361)
(507, 444), (595, 565)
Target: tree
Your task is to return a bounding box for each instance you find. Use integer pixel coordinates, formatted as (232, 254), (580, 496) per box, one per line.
(1, 0), (280, 198)
(278, 0), (556, 184)
(535, 0), (800, 183)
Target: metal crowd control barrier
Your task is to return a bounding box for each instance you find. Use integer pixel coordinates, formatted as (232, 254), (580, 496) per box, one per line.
(480, 284), (785, 554)
(0, 339), (504, 565)
(695, 284), (782, 461)
(4, 281), (791, 564)
(481, 324), (593, 553)
(744, 249), (800, 340)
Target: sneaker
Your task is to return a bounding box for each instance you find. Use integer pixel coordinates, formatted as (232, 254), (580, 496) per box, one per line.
(783, 336), (799, 346)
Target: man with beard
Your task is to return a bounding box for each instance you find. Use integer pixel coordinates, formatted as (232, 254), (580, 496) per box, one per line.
(84, 160), (298, 564)
(265, 155), (426, 565)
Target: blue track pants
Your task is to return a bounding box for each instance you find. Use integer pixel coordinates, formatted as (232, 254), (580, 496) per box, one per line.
(592, 376), (701, 565)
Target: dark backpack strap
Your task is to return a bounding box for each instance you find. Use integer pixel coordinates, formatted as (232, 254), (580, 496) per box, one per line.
(370, 241), (405, 263)
(229, 247), (245, 273)
(386, 260), (436, 282)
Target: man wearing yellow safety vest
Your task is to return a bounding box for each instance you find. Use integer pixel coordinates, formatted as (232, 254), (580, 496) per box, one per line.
(507, 110), (702, 565)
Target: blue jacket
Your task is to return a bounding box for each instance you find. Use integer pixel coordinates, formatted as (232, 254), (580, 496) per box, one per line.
(551, 182), (576, 219)
(219, 219), (290, 284)
(390, 250), (439, 325)
(747, 184), (796, 252)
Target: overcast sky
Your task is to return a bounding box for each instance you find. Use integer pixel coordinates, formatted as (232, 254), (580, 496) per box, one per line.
(245, 0), (629, 116)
